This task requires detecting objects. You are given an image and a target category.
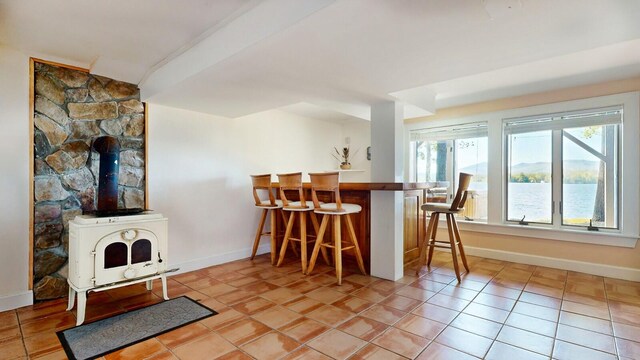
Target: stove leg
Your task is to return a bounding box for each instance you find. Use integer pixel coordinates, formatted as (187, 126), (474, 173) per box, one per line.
(161, 275), (169, 300)
(146, 280), (153, 291)
(76, 290), (87, 326)
(66, 287), (76, 311)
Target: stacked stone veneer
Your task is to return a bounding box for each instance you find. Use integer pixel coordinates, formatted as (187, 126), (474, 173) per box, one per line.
(33, 62), (146, 300)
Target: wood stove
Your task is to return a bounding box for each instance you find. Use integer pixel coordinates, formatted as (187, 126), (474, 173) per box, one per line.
(67, 212), (170, 325)
(65, 136), (176, 326)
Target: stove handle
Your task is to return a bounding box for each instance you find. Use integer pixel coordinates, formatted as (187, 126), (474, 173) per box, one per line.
(158, 252), (163, 263)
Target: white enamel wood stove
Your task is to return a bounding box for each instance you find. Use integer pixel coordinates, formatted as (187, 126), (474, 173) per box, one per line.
(67, 212), (172, 325)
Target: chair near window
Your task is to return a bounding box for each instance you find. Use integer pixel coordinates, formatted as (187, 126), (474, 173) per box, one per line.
(250, 174), (283, 265)
(306, 172), (367, 285)
(275, 172), (324, 273)
(417, 172), (473, 282)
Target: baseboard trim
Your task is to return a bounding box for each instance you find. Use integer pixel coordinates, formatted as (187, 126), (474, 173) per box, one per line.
(169, 243), (640, 282)
(462, 246), (640, 281)
(0, 245), (272, 312)
(0, 290), (33, 312)
(169, 244), (271, 276)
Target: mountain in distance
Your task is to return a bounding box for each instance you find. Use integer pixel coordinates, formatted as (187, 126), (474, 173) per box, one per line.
(459, 160), (599, 176)
(458, 162), (488, 176)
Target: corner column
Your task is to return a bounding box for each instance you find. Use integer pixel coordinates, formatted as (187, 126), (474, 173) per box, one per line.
(370, 101), (404, 281)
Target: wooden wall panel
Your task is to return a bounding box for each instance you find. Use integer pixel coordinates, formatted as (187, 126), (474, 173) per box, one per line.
(403, 190), (423, 264)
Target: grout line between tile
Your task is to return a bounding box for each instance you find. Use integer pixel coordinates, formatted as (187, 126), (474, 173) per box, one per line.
(9, 254), (640, 360)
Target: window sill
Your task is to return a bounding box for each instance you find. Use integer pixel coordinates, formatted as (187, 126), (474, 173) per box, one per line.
(436, 219), (638, 248)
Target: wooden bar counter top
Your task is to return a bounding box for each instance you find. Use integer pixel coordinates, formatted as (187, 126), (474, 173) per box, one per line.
(272, 182), (432, 270)
(272, 182), (432, 191)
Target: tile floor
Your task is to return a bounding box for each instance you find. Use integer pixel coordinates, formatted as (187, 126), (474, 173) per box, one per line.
(2, 251), (640, 360)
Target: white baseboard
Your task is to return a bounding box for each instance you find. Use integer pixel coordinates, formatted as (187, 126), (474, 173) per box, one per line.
(0, 245), (271, 312)
(0, 290), (33, 312)
(169, 244), (271, 276)
(172, 243), (640, 282)
(462, 246), (640, 282)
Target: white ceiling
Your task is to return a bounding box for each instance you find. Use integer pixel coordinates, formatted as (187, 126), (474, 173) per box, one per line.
(1, 0), (640, 121)
(396, 38), (640, 110)
(279, 102), (368, 125)
(0, 0), (255, 82)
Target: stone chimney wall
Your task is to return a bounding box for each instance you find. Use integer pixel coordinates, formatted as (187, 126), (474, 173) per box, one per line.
(32, 62), (146, 300)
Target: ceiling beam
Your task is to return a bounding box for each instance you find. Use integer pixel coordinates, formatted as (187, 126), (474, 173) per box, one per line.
(388, 86), (436, 116)
(140, 0), (335, 101)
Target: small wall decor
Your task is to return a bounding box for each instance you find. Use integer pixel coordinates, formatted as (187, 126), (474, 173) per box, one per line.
(332, 146), (358, 170)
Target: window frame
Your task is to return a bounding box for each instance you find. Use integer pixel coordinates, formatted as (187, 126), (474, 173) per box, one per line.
(504, 128), (555, 226)
(559, 123), (621, 230)
(503, 108), (622, 230)
(404, 91), (639, 248)
(409, 123), (489, 221)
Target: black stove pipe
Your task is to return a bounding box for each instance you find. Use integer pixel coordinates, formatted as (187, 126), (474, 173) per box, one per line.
(92, 136), (120, 212)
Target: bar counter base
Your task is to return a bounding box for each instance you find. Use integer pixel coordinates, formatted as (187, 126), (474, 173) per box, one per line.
(272, 182), (430, 281)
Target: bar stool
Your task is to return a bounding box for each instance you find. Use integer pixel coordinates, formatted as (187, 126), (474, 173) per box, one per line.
(417, 172), (473, 282)
(250, 174), (283, 265)
(275, 172), (325, 273)
(306, 172), (366, 285)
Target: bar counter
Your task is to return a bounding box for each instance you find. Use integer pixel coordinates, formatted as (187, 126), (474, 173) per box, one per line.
(272, 182), (432, 273)
(273, 182), (432, 191)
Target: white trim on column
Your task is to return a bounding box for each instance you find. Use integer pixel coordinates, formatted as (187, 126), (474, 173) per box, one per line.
(370, 101), (405, 281)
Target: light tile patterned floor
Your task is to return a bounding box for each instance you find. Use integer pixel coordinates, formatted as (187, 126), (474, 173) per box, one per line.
(2, 251), (640, 360)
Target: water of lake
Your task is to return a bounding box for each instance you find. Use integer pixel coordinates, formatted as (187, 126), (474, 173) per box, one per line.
(508, 183), (597, 222)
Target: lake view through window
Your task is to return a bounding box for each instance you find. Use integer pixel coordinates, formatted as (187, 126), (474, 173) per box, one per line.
(504, 107), (621, 229)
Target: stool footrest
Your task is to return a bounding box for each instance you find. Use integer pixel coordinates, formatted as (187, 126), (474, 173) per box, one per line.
(287, 237), (316, 243)
(319, 243), (355, 251)
(428, 244), (457, 249)
(426, 240), (460, 245)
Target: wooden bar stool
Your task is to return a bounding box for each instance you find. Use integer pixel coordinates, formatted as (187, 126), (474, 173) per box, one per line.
(417, 172), (473, 282)
(275, 172), (326, 273)
(250, 174), (283, 265)
(306, 172), (366, 285)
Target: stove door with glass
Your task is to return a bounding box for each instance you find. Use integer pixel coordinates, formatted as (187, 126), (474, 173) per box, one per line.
(94, 229), (160, 286)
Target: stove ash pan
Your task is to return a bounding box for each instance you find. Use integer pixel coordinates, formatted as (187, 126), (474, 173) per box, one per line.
(68, 213), (168, 289)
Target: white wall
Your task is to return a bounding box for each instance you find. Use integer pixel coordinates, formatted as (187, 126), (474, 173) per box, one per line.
(341, 121), (371, 182)
(147, 105), (343, 273)
(0, 46), (32, 310)
(0, 46), (368, 309)
(233, 110), (344, 181)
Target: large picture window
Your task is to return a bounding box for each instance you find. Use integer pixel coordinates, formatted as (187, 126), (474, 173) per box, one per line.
(504, 107), (621, 230)
(406, 93), (638, 246)
(410, 123), (488, 221)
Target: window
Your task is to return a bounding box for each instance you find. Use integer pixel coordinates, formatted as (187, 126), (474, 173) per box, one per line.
(562, 124), (619, 228)
(506, 130), (553, 224)
(406, 92), (639, 246)
(410, 123), (488, 221)
(504, 106), (621, 230)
